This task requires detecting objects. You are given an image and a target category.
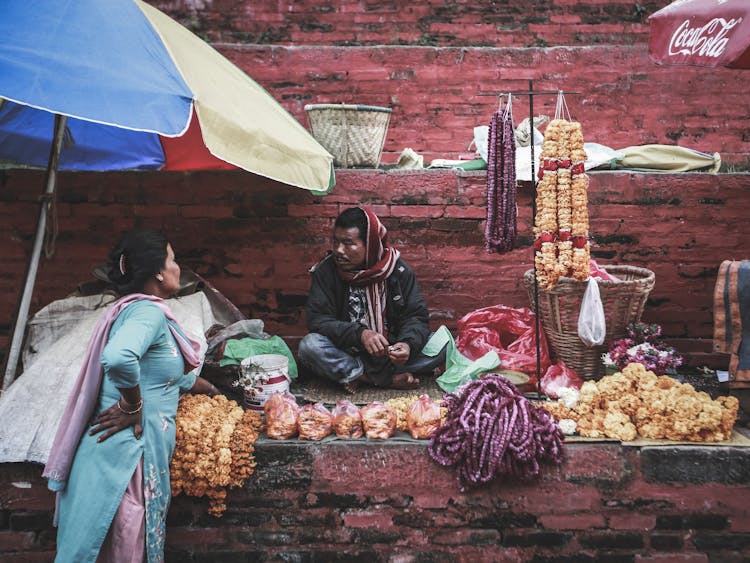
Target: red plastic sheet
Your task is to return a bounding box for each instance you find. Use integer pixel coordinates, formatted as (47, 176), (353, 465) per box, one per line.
(456, 305), (551, 377)
(456, 304), (589, 394)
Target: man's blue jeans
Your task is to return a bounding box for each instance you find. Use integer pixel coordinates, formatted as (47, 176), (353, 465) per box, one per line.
(297, 333), (446, 387)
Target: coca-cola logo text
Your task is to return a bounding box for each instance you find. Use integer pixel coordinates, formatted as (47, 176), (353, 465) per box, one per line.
(668, 17), (742, 59)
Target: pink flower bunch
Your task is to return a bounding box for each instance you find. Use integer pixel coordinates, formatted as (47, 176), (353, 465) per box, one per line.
(603, 323), (683, 375)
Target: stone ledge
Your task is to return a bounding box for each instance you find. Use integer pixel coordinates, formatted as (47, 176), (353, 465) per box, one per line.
(641, 446), (750, 484)
(2, 438), (750, 560)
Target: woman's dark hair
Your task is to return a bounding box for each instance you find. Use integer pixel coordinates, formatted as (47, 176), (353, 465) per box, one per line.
(105, 229), (168, 295)
(334, 207), (367, 242)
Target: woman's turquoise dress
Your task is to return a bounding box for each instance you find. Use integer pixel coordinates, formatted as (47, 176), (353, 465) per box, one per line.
(55, 300), (197, 563)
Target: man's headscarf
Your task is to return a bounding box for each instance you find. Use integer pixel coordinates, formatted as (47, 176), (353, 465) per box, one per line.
(336, 207), (400, 335)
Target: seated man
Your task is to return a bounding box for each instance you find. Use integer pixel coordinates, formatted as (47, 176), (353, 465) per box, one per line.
(298, 206), (444, 392)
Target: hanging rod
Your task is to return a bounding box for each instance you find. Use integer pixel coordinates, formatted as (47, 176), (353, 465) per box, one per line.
(477, 90), (582, 96)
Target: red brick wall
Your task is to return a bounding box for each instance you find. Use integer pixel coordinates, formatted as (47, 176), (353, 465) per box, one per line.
(1, 169), (748, 369)
(153, 0), (668, 47)
(2, 442), (750, 560)
(205, 44), (749, 167)
(3, 0), (749, 369)
(140, 1), (750, 167)
(231, 45), (750, 164)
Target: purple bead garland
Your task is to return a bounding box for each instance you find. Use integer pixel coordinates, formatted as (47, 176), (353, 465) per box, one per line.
(484, 107), (518, 253)
(428, 375), (565, 492)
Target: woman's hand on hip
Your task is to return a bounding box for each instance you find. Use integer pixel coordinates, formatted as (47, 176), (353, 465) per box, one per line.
(90, 401), (143, 442)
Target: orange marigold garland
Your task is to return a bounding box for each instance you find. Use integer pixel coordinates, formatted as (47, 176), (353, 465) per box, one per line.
(569, 121), (590, 281)
(533, 116), (590, 289)
(533, 124), (559, 290)
(171, 394), (262, 517)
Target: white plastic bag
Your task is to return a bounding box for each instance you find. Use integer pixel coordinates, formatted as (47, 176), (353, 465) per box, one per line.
(473, 126), (489, 162)
(578, 277), (606, 346)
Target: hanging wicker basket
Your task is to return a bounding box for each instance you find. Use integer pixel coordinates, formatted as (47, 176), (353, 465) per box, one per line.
(304, 103), (392, 168)
(522, 265), (655, 381)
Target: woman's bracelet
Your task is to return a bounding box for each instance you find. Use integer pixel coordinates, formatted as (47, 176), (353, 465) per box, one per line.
(117, 398), (143, 415)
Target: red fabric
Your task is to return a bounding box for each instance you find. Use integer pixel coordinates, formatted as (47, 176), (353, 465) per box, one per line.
(590, 260), (619, 281)
(336, 207), (400, 335)
(160, 113), (236, 171)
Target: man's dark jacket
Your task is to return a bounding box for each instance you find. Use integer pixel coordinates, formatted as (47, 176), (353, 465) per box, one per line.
(306, 254), (431, 360)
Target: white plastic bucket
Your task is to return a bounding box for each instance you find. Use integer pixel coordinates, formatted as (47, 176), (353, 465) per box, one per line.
(239, 354), (290, 411)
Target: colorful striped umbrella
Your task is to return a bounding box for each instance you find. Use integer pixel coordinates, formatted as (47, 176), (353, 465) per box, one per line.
(0, 0), (335, 387)
(0, 0), (335, 191)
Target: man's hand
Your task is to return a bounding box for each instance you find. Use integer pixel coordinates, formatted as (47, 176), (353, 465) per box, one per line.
(388, 342), (410, 365)
(360, 328), (390, 357)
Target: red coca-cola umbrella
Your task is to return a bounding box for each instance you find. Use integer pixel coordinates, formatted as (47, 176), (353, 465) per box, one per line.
(648, 0), (750, 69)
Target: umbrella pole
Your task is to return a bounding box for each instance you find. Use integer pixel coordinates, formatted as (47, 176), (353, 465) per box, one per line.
(2, 114), (67, 391)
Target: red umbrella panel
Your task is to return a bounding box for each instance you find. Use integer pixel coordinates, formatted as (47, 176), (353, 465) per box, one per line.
(648, 0), (750, 69)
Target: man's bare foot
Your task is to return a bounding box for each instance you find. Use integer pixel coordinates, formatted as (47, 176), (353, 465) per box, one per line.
(391, 372), (420, 390)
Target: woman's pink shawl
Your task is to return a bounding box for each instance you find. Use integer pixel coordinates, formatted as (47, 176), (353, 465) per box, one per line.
(42, 294), (201, 490)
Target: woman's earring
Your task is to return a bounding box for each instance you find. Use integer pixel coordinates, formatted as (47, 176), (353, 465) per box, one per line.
(156, 274), (164, 282)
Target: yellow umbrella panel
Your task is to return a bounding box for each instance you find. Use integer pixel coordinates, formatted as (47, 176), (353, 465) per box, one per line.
(137, 0), (335, 193)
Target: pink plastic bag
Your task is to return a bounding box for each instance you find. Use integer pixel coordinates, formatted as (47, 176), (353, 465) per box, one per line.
(297, 403), (333, 441)
(406, 394), (442, 440)
(331, 399), (364, 438)
(264, 391), (300, 440)
(360, 402), (397, 440)
(540, 360), (583, 399)
(456, 305), (551, 379)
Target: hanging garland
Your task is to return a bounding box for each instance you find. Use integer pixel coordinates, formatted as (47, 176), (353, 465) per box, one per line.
(533, 94), (590, 290)
(170, 394), (262, 517)
(485, 97), (517, 253)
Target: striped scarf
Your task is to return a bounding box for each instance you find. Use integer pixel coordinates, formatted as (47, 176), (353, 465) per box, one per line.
(336, 207), (400, 335)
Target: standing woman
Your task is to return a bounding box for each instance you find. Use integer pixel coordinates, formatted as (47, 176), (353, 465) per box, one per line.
(43, 230), (219, 562)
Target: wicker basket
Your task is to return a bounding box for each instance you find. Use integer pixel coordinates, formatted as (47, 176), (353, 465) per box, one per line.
(304, 103), (392, 168)
(522, 265), (655, 381)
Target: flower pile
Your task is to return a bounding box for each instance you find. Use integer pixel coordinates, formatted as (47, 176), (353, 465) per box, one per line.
(171, 394), (262, 517)
(602, 322), (683, 375)
(533, 119), (590, 290)
(541, 362), (738, 442)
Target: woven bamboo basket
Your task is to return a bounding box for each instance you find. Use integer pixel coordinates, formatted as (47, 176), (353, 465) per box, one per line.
(522, 265), (655, 380)
(304, 104), (392, 168)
